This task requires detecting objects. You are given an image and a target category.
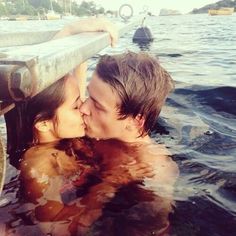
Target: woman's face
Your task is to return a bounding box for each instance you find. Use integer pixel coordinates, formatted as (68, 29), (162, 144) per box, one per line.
(52, 75), (85, 139)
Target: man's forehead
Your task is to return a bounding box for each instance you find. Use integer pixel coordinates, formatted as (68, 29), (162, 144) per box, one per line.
(88, 73), (120, 107)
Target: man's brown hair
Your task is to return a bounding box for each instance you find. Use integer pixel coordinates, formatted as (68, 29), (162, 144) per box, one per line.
(95, 51), (174, 135)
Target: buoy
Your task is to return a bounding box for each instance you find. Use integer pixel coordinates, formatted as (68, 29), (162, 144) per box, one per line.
(119, 4), (133, 22)
(133, 17), (153, 44)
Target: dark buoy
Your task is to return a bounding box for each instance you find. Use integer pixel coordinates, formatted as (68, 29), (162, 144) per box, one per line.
(133, 27), (153, 43)
(133, 17), (153, 43)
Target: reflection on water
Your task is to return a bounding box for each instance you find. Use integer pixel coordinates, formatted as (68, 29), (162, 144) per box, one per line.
(1, 13), (236, 235)
(1, 138), (177, 235)
(133, 41), (152, 51)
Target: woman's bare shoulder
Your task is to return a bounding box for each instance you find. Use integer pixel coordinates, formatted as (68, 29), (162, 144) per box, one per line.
(20, 145), (64, 178)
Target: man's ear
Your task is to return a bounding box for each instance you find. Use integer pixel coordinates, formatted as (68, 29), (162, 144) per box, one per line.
(134, 114), (145, 129)
(34, 120), (52, 133)
(125, 115), (145, 133)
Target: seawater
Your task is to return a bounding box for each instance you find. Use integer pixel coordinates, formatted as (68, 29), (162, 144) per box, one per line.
(0, 14), (236, 235)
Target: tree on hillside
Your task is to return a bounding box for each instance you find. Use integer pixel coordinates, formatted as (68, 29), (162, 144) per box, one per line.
(0, 3), (7, 16)
(28, 0), (50, 10)
(77, 1), (93, 16)
(71, 1), (79, 15)
(1, 0), (106, 16)
(28, 0), (62, 13)
(4, 0), (36, 15)
(28, 0), (41, 8)
(76, 1), (103, 16)
(191, 0), (236, 14)
(52, 1), (62, 13)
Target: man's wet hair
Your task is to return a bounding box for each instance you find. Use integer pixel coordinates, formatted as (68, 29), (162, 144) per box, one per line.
(95, 51), (174, 136)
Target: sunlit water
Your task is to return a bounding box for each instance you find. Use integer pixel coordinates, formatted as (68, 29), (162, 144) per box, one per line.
(0, 14), (236, 235)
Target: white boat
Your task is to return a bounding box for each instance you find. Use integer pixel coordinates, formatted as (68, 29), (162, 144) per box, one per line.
(46, 10), (61, 20)
(0, 16), (9, 20)
(46, 0), (61, 20)
(62, 14), (79, 20)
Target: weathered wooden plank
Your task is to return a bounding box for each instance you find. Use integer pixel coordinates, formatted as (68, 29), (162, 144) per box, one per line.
(0, 102), (15, 116)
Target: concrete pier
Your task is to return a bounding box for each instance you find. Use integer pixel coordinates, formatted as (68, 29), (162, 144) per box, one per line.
(0, 17), (142, 102)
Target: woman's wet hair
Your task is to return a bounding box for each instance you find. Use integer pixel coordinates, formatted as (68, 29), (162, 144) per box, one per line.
(8, 75), (69, 168)
(26, 75), (69, 145)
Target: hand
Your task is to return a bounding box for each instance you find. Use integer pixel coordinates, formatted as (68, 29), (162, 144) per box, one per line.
(98, 17), (118, 47)
(128, 161), (155, 179)
(102, 161), (155, 185)
(53, 17), (118, 47)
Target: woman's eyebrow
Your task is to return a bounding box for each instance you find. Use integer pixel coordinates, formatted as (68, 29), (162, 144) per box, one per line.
(72, 95), (81, 105)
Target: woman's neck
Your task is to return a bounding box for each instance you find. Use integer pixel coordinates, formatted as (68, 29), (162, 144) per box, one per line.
(37, 132), (60, 144)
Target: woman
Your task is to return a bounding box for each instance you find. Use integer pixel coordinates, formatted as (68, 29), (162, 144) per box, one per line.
(19, 72), (95, 235)
(14, 18), (118, 235)
(19, 68), (154, 235)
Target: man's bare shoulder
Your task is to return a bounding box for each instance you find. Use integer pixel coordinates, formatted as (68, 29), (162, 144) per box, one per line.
(140, 142), (179, 184)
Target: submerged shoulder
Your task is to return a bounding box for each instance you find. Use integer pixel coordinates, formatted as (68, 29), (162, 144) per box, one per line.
(142, 143), (179, 183)
(20, 145), (65, 178)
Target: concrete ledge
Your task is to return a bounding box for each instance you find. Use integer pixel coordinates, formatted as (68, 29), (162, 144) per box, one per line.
(0, 17), (142, 102)
(0, 31), (58, 47)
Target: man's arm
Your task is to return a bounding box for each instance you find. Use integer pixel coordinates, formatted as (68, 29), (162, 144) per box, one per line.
(73, 61), (87, 101)
(142, 144), (179, 198)
(67, 160), (154, 230)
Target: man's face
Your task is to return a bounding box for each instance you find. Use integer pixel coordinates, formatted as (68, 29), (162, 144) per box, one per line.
(80, 72), (129, 140)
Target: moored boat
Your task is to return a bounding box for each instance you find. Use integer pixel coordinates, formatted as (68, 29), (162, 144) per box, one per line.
(46, 10), (61, 20)
(208, 7), (234, 16)
(8, 15), (29, 21)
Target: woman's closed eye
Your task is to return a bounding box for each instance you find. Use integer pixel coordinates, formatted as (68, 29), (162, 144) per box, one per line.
(72, 96), (83, 110)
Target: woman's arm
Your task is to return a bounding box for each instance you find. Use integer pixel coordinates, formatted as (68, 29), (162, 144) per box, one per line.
(53, 17), (118, 47)
(20, 149), (82, 219)
(73, 61), (87, 101)
(66, 161), (154, 231)
(54, 18), (118, 99)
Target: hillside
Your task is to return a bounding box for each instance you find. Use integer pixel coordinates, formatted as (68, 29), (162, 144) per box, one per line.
(190, 0), (236, 14)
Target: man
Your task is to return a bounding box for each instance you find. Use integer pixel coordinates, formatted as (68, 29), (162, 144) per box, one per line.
(79, 50), (178, 187)
(80, 51), (174, 143)
(79, 51), (179, 235)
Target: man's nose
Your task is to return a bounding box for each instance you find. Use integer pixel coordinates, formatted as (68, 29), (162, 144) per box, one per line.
(80, 98), (90, 115)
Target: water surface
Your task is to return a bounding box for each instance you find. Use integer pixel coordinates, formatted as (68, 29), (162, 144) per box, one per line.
(0, 14), (236, 235)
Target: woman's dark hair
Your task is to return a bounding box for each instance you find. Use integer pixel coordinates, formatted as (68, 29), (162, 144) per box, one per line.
(26, 75), (68, 145)
(8, 75), (69, 168)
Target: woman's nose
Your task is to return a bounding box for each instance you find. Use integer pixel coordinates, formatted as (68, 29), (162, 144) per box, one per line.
(79, 98), (90, 115)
